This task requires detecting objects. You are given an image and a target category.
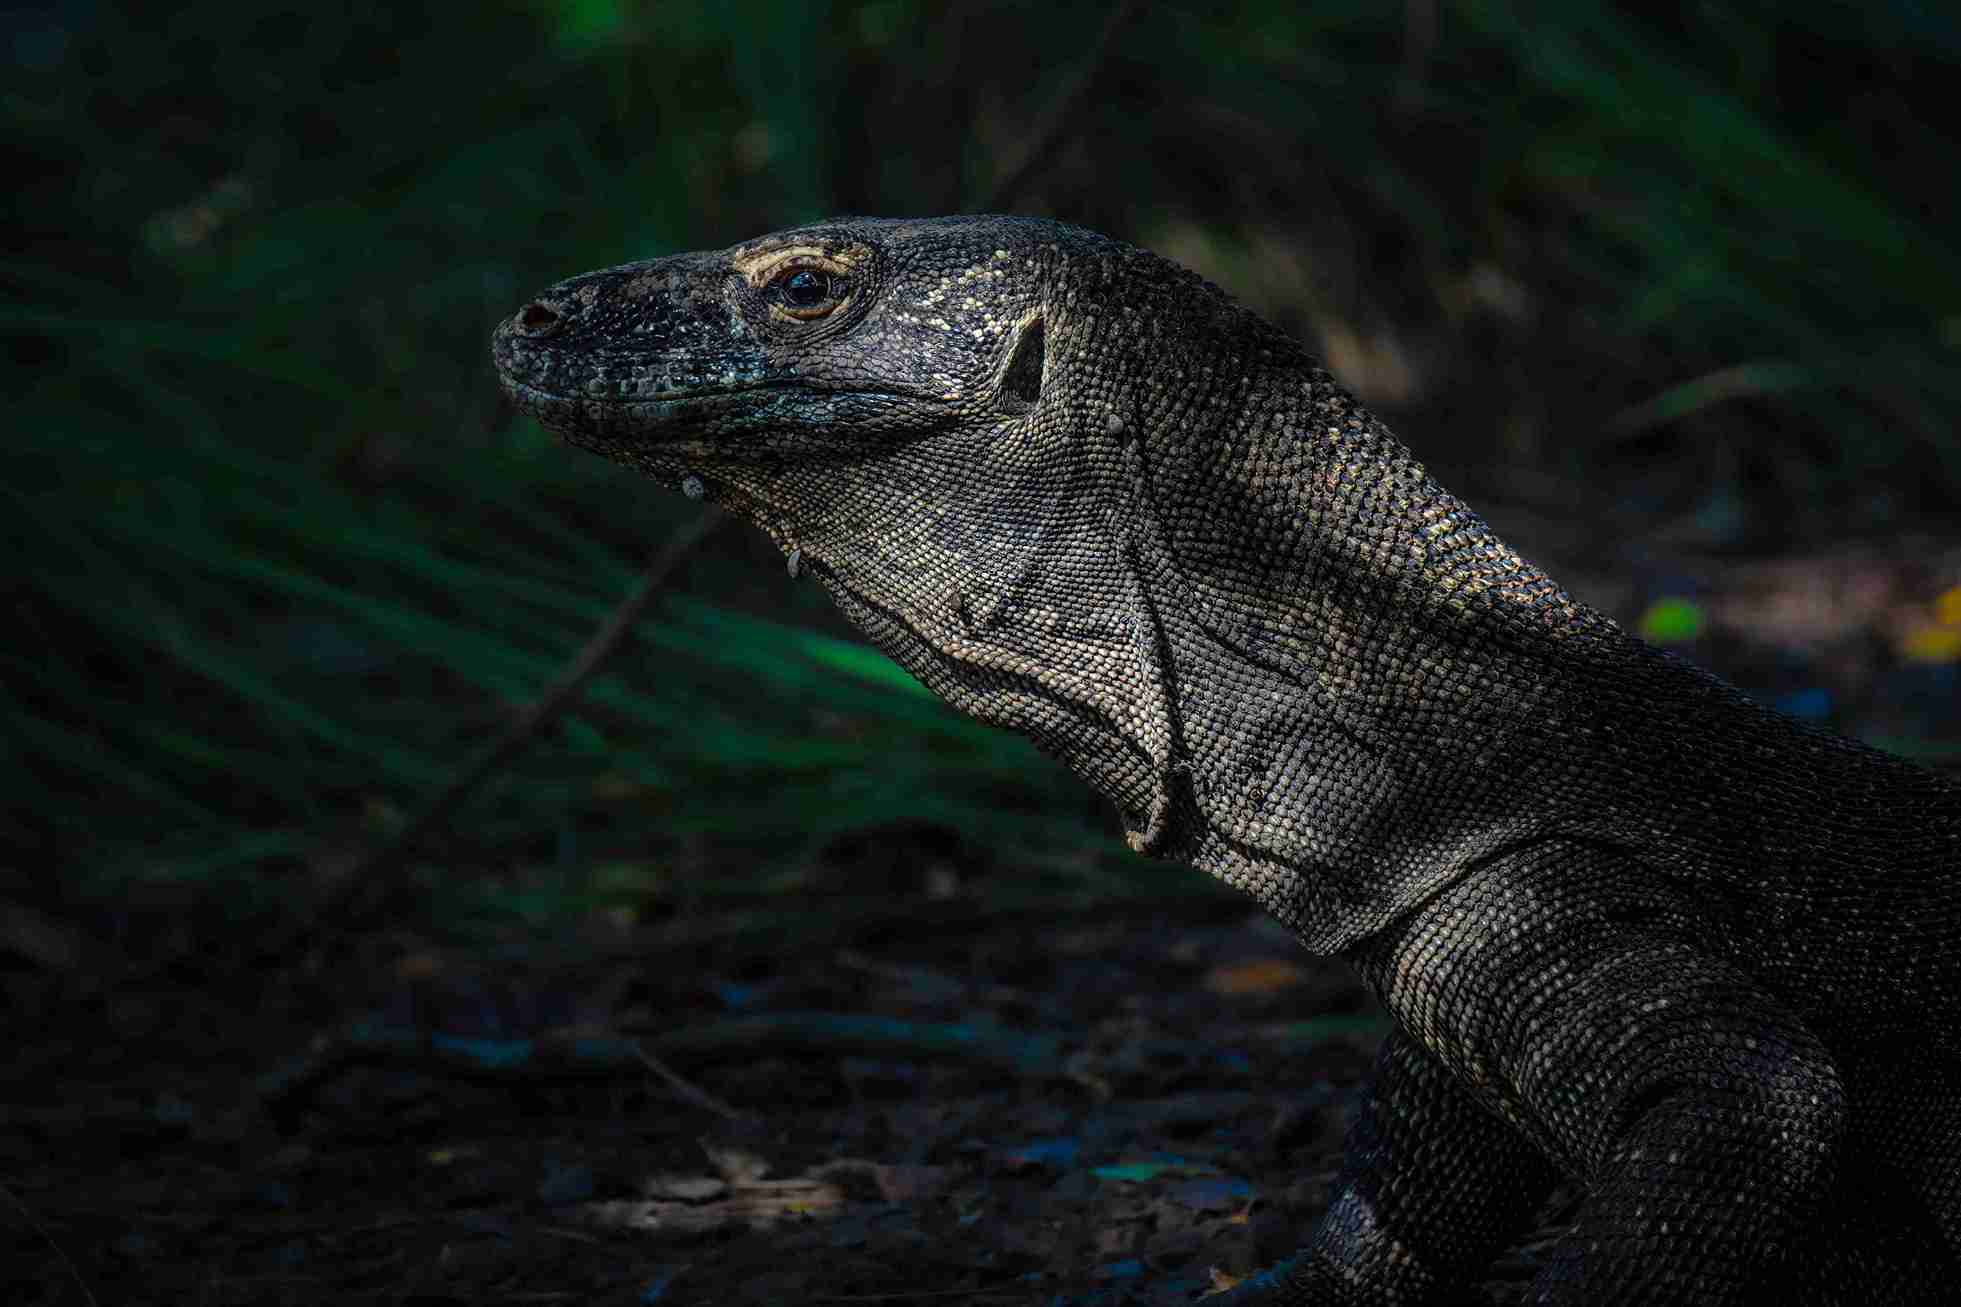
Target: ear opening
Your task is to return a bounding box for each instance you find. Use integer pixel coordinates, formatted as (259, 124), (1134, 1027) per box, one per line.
(997, 316), (1044, 414)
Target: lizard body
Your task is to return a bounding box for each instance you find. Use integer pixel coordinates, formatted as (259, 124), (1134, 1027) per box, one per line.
(494, 215), (1961, 1303)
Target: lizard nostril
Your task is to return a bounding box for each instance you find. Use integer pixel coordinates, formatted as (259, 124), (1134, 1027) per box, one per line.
(517, 302), (562, 335)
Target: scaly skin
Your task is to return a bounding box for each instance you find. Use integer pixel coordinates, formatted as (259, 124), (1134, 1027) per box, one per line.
(494, 215), (1961, 1303)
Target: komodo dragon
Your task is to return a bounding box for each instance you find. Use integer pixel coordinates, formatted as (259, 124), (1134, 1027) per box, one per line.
(493, 215), (1961, 1304)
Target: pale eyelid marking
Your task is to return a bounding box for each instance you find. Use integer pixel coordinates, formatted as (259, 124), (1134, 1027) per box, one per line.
(732, 242), (872, 289)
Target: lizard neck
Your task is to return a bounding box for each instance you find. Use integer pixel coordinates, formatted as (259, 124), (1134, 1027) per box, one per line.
(1117, 365), (1616, 952)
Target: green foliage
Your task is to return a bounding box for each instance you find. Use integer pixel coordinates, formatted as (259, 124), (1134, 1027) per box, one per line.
(1638, 597), (1709, 645)
(4, 0), (1955, 926)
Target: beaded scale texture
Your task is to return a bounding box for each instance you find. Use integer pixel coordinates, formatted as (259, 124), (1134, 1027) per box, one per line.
(494, 216), (1961, 1304)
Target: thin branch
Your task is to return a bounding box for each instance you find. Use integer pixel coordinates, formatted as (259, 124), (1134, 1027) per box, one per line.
(309, 509), (725, 939)
(984, 0), (1142, 212)
(1, 1181), (97, 1307)
(1600, 361), (1812, 440)
(628, 1038), (752, 1122)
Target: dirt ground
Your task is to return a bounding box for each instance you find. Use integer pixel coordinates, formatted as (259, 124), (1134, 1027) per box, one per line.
(8, 879), (1449, 1307)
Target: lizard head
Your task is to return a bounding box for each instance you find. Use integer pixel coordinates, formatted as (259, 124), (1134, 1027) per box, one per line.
(493, 216), (1049, 480)
(494, 215), (1238, 841)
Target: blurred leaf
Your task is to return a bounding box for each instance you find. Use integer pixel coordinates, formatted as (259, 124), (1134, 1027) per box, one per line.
(790, 630), (933, 699)
(1258, 1015), (1394, 1048)
(1603, 361), (1812, 438)
(1901, 625), (1961, 664)
(1203, 959), (1308, 996)
(1934, 585), (1961, 628)
(1773, 687), (1834, 721)
(550, 0), (630, 48)
(999, 1137), (1081, 1171)
(1637, 596), (1708, 645)
(1092, 1157), (1215, 1182)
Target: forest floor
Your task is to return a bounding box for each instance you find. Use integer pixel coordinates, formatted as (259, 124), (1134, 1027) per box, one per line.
(10, 879), (1433, 1307)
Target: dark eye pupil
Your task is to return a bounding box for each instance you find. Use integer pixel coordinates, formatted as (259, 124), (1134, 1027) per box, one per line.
(782, 269), (830, 307)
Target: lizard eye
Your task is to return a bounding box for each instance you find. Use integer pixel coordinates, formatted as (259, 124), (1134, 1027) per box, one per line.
(772, 267), (844, 319)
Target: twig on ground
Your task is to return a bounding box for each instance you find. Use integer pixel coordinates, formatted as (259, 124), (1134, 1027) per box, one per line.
(1, 1180), (98, 1307)
(628, 1038), (752, 1122)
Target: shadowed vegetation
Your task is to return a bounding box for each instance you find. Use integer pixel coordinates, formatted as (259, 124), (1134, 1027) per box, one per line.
(6, 0), (1957, 936)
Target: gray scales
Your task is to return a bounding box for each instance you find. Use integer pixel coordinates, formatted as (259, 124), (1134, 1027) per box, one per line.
(493, 216), (1961, 1304)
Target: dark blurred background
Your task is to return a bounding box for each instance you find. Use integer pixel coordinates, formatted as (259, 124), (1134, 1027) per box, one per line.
(7, 0), (1960, 951)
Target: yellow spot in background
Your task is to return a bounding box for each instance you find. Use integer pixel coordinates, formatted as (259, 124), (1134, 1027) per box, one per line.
(1935, 585), (1961, 628)
(1903, 627), (1961, 663)
(1901, 585), (1961, 663)
(427, 1146), (482, 1166)
(1638, 596), (1706, 644)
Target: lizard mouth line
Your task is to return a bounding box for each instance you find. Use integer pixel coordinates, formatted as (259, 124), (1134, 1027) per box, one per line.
(500, 377), (807, 448)
(501, 375), (916, 416)
(502, 376), (792, 409)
